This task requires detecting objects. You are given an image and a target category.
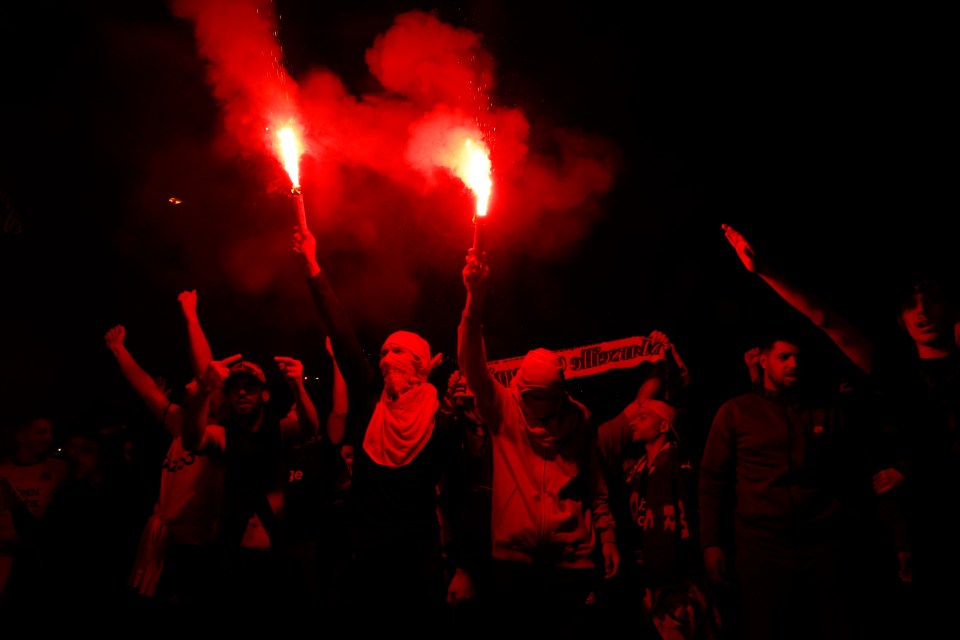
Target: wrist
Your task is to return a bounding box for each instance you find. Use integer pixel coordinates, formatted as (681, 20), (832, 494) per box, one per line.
(198, 382), (221, 396)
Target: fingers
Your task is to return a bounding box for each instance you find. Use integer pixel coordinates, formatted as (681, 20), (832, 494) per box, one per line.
(220, 353), (243, 366)
(273, 356), (299, 365)
(648, 330), (668, 343)
(104, 325), (125, 343)
(872, 469), (896, 494)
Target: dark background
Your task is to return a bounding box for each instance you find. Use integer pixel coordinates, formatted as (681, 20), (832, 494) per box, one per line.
(0, 1), (952, 444)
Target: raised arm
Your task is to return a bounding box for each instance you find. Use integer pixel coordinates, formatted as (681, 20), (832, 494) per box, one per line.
(457, 248), (499, 417)
(722, 223), (875, 374)
(325, 336), (348, 446)
(104, 324), (183, 436)
(182, 354), (241, 451)
(275, 355), (321, 442)
(292, 224), (373, 409)
(178, 290), (215, 379)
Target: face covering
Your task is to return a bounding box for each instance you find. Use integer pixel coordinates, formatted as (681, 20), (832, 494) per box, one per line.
(364, 331), (444, 467)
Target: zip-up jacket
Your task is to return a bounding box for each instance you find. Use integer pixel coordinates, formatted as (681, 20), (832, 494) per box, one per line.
(698, 385), (848, 549)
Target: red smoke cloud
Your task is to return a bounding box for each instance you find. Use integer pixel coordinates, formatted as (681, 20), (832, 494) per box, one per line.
(159, 0), (621, 346)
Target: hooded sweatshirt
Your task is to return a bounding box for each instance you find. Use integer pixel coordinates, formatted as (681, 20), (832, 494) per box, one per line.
(458, 313), (616, 568)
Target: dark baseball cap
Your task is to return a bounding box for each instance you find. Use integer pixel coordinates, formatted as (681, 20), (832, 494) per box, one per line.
(227, 360), (267, 385)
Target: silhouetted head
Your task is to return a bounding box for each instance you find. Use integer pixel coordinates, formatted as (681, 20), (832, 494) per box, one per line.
(513, 348), (566, 421)
(891, 274), (957, 350)
(627, 399), (676, 445)
(223, 360), (269, 418)
(757, 334), (801, 392)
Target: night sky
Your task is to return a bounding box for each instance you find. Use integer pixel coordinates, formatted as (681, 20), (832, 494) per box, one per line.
(0, 1), (952, 439)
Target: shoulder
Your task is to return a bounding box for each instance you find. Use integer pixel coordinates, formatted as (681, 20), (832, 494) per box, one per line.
(715, 392), (755, 414)
(201, 425), (227, 451)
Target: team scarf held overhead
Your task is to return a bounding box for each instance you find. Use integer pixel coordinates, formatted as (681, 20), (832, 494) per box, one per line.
(489, 334), (668, 386)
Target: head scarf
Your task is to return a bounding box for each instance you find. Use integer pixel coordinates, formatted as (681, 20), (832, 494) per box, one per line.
(363, 331), (444, 467)
(378, 331), (441, 382)
(510, 348), (586, 449)
(512, 348), (565, 396)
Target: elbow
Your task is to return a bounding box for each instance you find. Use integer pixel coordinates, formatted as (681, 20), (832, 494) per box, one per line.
(806, 307), (830, 330)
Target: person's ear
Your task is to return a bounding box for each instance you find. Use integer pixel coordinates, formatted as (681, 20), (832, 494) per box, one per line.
(261, 389), (270, 403)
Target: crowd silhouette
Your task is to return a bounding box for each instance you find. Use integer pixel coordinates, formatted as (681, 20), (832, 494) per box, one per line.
(1, 222), (955, 638)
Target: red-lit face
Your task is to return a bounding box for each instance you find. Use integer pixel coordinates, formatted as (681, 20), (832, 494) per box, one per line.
(64, 435), (100, 480)
(224, 376), (267, 415)
(17, 418), (54, 457)
(629, 408), (666, 444)
(898, 290), (949, 348)
(380, 346), (419, 400)
(760, 340), (800, 391)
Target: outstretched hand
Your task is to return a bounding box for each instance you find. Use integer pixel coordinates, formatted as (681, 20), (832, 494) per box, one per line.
(199, 354), (243, 394)
(104, 324), (126, 355)
(275, 356), (305, 390)
(722, 223), (759, 273)
(178, 290), (198, 316)
(646, 330), (673, 356)
(441, 370), (465, 410)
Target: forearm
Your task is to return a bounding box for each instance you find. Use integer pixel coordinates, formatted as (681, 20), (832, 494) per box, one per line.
(182, 387), (214, 451)
(111, 347), (172, 421)
(330, 358), (348, 416)
(758, 271), (873, 373)
(457, 309), (495, 404)
(587, 457), (617, 545)
(634, 369), (664, 403)
(326, 361), (348, 445)
(292, 383), (321, 439)
(305, 272), (372, 395)
(182, 310), (214, 378)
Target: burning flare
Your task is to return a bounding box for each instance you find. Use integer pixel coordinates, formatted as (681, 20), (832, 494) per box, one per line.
(276, 125), (303, 191)
(276, 123), (307, 229)
(459, 139), (492, 220)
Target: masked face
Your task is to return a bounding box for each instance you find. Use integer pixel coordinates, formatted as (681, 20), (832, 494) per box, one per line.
(521, 388), (563, 421)
(380, 346), (419, 400)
